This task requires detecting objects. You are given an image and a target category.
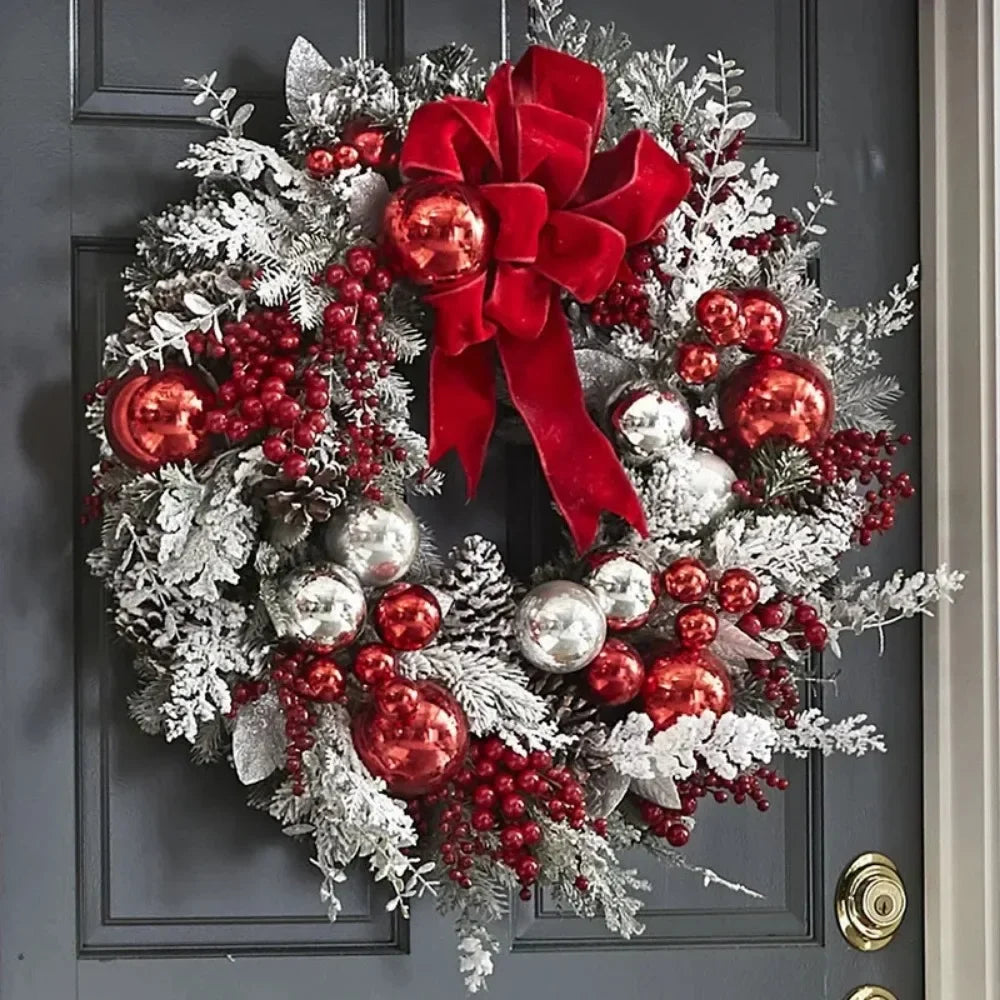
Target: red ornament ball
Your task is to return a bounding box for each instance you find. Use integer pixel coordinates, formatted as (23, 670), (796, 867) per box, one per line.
(674, 604), (719, 650)
(739, 288), (787, 352)
(719, 350), (834, 450)
(661, 557), (711, 604)
(375, 678), (421, 720)
(105, 367), (215, 471)
(304, 147), (338, 178)
(352, 679), (469, 797)
(353, 643), (397, 688)
(303, 658), (346, 703)
(716, 567), (761, 614)
(382, 179), (494, 287)
(584, 638), (645, 706)
(342, 117), (400, 171)
(675, 341), (720, 384)
(642, 648), (733, 731)
(695, 289), (746, 346)
(373, 582), (442, 651)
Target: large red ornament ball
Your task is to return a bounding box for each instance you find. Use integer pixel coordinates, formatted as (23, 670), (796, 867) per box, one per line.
(382, 179), (494, 287)
(373, 582), (442, 651)
(661, 557), (711, 604)
(739, 288), (787, 352)
(719, 350), (834, 450)
(352, 679), (470, 797)
(642, 648), (733, 731)
(342, 117), (400, 171)
(584, 638), (646, 706)
(675, 341), (720, 384)
(105, 367), (215, 470)
(674, 604), (719, 649)
(716, 567), (761, 614)
(695, 289), (746, 346)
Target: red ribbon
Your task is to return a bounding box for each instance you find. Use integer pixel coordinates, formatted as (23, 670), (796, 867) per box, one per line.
(400, 45), (691, 551)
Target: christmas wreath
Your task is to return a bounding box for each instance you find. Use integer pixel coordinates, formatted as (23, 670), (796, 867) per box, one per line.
(83, 1), (962, 990)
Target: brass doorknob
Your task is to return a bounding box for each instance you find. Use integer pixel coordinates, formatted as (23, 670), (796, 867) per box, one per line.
(845, 988), (898, 1000)
(836, 853), (907, 951)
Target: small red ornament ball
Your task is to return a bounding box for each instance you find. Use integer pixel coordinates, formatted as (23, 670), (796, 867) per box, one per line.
(719, 350), (834, 450)
(642, 648), (733, 731)
(342, 117), (400, 171)
(661, 557), (711, 604)
(375, 678), (421, 720)
(675, 341), (720, 384)
(352, 679), (469, 797)
(305, 147), (337, 178)
(716, 567), (761, 614)
(382, 179), (494, 287)
(353, 643), (397, 688)
(739, 288), (787, 352)
(674, 604), (719, 650)
(584, 638), (646, 706)
(303, 658), (346, 703)
(105, 367), (215, 470)
(695, 289), (746, 346)
(373, 583), (442, 651)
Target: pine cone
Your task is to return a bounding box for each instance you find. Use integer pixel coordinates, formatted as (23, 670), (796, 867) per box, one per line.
(253, 471), (346, 547)
(528, 670), (608, 751)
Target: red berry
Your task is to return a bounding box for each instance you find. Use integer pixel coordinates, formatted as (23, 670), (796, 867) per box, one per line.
(521, 821), (542, 846)
(346, 246), (377, 277)
(325, 264), (347, 286)
(282, 454), (308, 479)
(305, 147), (336, 178)
(666, 824), (690, 847)
(262, 436), (288, 463)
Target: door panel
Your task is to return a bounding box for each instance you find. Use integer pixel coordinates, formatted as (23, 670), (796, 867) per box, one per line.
(0, 1), (922, 997)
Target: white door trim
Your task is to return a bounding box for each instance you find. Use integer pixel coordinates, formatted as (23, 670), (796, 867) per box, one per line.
(920, 1), (1000, 996)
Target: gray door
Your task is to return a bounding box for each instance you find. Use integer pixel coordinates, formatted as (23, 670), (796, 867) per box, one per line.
(0, 1), (922, 998)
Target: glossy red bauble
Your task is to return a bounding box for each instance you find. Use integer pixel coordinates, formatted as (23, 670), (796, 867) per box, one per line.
(695, 289), (746, 346)
(375, 678), (421, 720)
(674, 604), (719, 650)
(352, 679), (470, 797)
(661, 557), (711, 604)
(382, 179), (494, 287)
(719, 350), (834, 450)
(716, 567), (761, 614)
(342, 117), (400, 172)
(303, 658), (346, 703)
(373, 582), (442, 651)
(104, 367), (215, 470)
(584, 638), (645, 706)
(739, 288), (787, 352)
(675, 341), (720, 384)
(642, 647), (733, 731)
(353, 643), (397, 688)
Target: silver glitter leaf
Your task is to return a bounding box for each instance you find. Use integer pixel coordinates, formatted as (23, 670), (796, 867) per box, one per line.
(713, 618), (774, 663)
(232, 692), (285, 785)
(574, 348), (640, 413)
(631, 773), (682, 810)
(285, 36), (335, 122)
(348, 173), (390, 239)
(584, 764), (632, 816)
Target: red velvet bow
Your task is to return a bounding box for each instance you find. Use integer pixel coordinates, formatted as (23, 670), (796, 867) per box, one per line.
(400, 45), (691, 551)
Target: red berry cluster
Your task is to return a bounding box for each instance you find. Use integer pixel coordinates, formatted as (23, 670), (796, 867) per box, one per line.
(668, 122), (746, 217)
(192, 307), (327, 479)
(304, 120), (399, 180)
(584, 236), (665, 339)
(730, 215), (799, 257)
(808, 429), (914, 546)
(737, 594), (829, 653)
(270, 646), (348, 795)
(318, 247), (406, 500)
(227, 676), (270, 718)
(746, 660), (801, 725)
(304, 143), (363, 179)
(415, 738), (598, 900)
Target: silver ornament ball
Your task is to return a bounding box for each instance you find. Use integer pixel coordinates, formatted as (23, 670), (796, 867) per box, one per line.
(515, 581), (607, 673)
(583, 548), (659, 631)
(325, 497), (420, 587)
(272, 563), (366, 648)
(608, 381), (691, 462)
(689, 448), (738, 521)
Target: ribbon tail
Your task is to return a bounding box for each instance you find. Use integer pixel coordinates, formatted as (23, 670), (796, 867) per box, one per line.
(497, 298), (648, 551)
(429, 342), (497, 499)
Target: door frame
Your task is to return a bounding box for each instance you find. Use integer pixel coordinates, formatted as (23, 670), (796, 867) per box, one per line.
(920, 0), (1000, 996)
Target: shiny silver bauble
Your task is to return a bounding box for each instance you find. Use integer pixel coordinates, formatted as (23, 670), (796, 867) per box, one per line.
(514, 581), (607, 674)
(270, 563), (366, 648)
(583, 548), (659, 631)
(689, 448), (738, 520)
(325, 498), (420, 587)
(608, 381), (691, 462)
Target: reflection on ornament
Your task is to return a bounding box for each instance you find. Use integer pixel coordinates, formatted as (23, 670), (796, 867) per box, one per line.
(271, 563), (366, 649)
(375, 678), (421, 720)
(607, 382), (691, 462)
(105, 367), (215, 470)
(642, 647), (733, 731)
(515, 581), (607, 673)
(739, 288), (787, 352)
(373, 582), (442, 651)
(325, 497), (420, 587)
(352, 679), (469, 797)
(382, 178), (494, 286)
(583, 548), (659, 631)
(584, 638), (645, 705)
(695, 289), (746, 346)
(353, 643), (397, 688)
(675, 341), (720, 384)
(688, 449), (738, 521)
(719, 351), (834, 449)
